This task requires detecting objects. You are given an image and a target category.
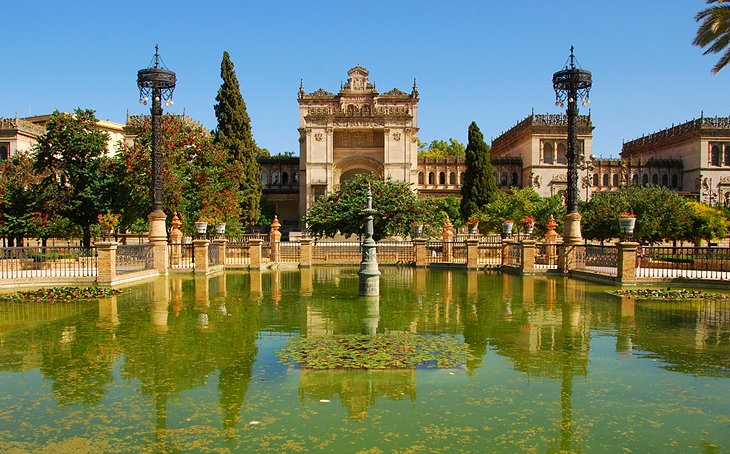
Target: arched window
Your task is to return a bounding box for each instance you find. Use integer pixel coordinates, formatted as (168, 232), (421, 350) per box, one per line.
(262, 172), (269, 185)
(500, 172), (508, 187)
(428, 172), (435, 184)
(613, 174), (619, 187)
(642, 174), (649, 186)
(602, 173), (609, 186)
(362, 105), (370, 116)
(460, 172), (465, 185)
(556, 143), (566, 164)
(347, 104), (356, 115)
(711, 145), (721, 166)
(592, 173), (599, 186)
(652, 174), (658, 185)
(671, 174), (678, 188)
(293, 172), (299, 184)
(439, 172), (446, 184)
(418, 172), (424, 184)
(449, 172), (456, 184)
(725, 145), (730, 166)
(632, 174), (639, 186)
(511, 172), (518, 186)
(661, 174), (668, 186)
(543, 142), (553, 164)
(272, 171), (280, 185)
(282, 172), (289, 185)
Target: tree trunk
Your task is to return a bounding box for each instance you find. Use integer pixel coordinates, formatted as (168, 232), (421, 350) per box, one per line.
(82, 226), (91, 249)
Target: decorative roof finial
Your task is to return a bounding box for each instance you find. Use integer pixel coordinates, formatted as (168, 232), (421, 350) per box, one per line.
(298, 79), (305, 99)
(154, 44), (160, 68)
(411, 78), (419, 98)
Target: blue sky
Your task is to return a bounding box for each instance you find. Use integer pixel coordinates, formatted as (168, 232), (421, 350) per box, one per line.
(3, 1), (726, 158)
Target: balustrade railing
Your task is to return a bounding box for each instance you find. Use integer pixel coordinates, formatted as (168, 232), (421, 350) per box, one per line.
(0, 246), (96, 279)
(637, 246), (730, 280)
(116, 244), (154, 275)
(376, 241), (415, 264)
(478, 244), (502, 267)
(312, 241), (361, 263)
(225, 241), (250, 265)
(169, 243), (194, 269)
(280, 242), (301, 263)
(535, 243), (559, 269)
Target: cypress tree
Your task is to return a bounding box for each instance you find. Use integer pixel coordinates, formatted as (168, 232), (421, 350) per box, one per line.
(214, 51), (263, 226)
(460, 121), (499, 221)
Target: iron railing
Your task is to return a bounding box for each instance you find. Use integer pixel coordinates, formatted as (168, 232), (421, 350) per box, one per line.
(637, 246), (730, 280)
(378, 241), (414, 264)
(478, 244), (502, 267)
(116, 244), (154, 275)
(168, 243), (194, 269)
(535, 243), (559, 269)
(0, 246), (97, 279)
(505, 243), (522, 267)
(208, 242), (220, 266)
(312, 241), (361, 263)
(575, 245), (618, 276)
(225, 241), (250, 265)
(280, 242), (301, 263)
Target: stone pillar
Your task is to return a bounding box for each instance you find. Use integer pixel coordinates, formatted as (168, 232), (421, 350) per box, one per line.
(193, 239), (210, 274)
(249, 238), (263, 269)
(299, 237), (312, 267)
(168, 213), (183, 267)
(501, 240), (511, 267)
(544, 214), (559, 267)
(269, 215), (282, 263)
(442, 216), (454, 263)
(466, 238), (480, 269)
(558, 244), (578, 273)
(96, 241), (117, 285)
(213, 238), (227, 267)
(616, 241), (640, 283)
(148, 210), (169, 274)
(413, 238), (428, 267)
(521, 239), (536, 274)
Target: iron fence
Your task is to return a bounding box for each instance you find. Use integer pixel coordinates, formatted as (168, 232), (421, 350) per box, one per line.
(225, 241), (250, 265)
(312, 241), (361, 263)
(478, 244), (502, 267)
(280, 242), (301, 263)
(505, 243), (522, 267)
(208, 242), (220, 266)
(535, 243), (559, 269)
(575, 245), (618, 276)
(116, 244), (154, 275)
(169, 243), (194, 269)
(377, 241), (414, 264)
(0, 246), (97, 279)
(637, 246), (730, 280)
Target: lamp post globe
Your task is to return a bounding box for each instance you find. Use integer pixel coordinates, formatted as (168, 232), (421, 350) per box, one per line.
(137, 45), (176, 246)
(553, 46), (592, 244)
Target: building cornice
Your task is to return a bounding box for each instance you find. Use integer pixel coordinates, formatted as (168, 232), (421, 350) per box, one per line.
(492, 113), (593, 153)
(622, 116), (730, 156)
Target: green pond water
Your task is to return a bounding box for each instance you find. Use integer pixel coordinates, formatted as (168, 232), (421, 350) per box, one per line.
(0, 267), (728, 453)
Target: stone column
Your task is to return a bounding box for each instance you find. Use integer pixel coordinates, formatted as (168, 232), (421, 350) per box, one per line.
(168, 214), (183, 267)
(521, 239), (536, 274)
(148, 210), (169, 274)
(299, 237), (312, 268)
(96, 241), (117, 285)
(616, 241), (640, 283)
(466, 238), (480, 269)
(193, 239), (210, 274)
(269, 215), (282, 263)
(213, 238), (227, 267)
(413, 238), (428, 267)
(249, 238), (263, 270)
(442, 216), (454, 263)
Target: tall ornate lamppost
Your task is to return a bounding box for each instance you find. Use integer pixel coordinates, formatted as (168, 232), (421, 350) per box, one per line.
(137, 45), (176, 248)
(553, 46), (592, 245)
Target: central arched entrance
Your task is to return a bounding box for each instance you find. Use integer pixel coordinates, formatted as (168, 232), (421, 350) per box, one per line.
(334, 157), (384, 186)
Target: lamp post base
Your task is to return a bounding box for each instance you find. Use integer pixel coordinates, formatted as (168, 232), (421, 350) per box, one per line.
(148, 209), (169, 273)
(562, 212), (583, 245)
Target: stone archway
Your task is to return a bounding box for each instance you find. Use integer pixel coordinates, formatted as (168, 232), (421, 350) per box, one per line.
(334, 157), (384, 185)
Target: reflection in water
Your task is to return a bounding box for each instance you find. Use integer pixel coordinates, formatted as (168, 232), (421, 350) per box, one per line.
(0, 269), (727, 452)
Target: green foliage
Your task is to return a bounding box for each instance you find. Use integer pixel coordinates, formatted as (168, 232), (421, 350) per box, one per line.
(693, 1), (730, 73)
(689, 201), (729, 243)
(418, 138), (466, 158)
(473, 188), (563, 236)
(612, 288), (728, 300)
(118, 114), (244, 236)
(434, 195), (464, 229)
(214, 51), (263, 226)
(460, 122), (498, 221)
(582, 186), (693, 244)
(277, 334), (467, 369)
(33, 109), (121, 248)
(302, 174), (439, 241)
(1, 286), (123, 303)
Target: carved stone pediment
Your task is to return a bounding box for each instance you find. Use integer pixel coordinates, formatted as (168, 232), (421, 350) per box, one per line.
(308, 88), (334, 97)
(382, 87), (409, 97)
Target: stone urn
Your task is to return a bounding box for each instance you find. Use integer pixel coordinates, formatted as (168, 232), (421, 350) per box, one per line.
(195, 221), (208, 235)
(412, 224), (424, 238)
(215, 223), (226, 235)
(618, 217), (636, 237)
(502, 221), (514, 236)
(523, 225), (534, 236)
(468, 222), (479, 235)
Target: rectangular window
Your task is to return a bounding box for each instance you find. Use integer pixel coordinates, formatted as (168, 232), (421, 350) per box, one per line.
(0, 143), (8, 161)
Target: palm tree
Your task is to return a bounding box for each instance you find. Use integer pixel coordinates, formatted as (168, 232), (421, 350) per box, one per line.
(694, 0), (730, 73)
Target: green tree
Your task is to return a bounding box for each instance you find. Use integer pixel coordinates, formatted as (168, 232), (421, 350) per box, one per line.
(214, 51), (263, 226)
(475, 188), (562, 236)
(689, 201), (729, 245)
(303, 174), (439, 241)
(119, 114), (244, 236)
(693, 0), (730, 73)
(418, 139), (466, 158)
(460, 122), (498, 221)
(33, 109), (121, 248)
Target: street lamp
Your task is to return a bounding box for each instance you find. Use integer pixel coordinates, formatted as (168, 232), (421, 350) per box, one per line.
(137, 45), (176, 245)
(553, 46), (592, 244)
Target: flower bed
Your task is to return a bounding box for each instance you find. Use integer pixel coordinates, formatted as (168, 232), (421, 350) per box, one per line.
(610, 288), (728, 300)
(1, 287), (123, 303)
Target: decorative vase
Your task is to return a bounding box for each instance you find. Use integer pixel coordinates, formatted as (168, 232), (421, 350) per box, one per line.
(195, 221), (208, 235)
(101, 227), (114, 240)
(468, 223), (479, 235)
(524, 226), (534, 235)
(215, 223), (226, 235)
(618, 217), (636, 236)
(413, 224), (423, 238)
(502, 222), (514, 235)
